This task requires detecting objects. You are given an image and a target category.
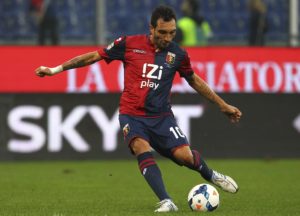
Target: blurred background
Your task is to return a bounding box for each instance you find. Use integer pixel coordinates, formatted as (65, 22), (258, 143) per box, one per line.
(0, 2), (299, 215)
(0, 0), (298, 47)
(0, 0), (300, 160)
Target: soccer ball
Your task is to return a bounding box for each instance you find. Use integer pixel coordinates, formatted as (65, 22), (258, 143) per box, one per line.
(188, 183), (220, 212)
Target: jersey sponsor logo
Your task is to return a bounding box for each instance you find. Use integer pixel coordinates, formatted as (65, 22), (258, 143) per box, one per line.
(140, 63), (163, 90)
(140, 79), (159, 90)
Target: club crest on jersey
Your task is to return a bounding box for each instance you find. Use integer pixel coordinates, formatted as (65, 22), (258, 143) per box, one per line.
(122, 124), (130, 137)
(166, 52), (176, 64)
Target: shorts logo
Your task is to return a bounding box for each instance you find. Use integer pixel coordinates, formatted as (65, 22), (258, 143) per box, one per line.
(122, 123), (130, 137)
(166, 52), (176, 64)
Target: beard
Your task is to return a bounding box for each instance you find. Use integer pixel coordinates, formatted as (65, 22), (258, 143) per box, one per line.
(153, 35), (170, 50)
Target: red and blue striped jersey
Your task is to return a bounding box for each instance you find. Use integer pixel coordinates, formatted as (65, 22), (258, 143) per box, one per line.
(98, 34), (194, 116)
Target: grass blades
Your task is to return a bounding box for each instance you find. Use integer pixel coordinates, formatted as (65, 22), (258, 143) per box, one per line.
(0, 159), (299, 216)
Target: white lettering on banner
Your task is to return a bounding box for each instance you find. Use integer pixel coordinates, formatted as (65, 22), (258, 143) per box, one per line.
(205, 62), (217, 90)
(64, 61), (300, 93)
(8, 106), (45, 153)
(48, 106), (90, 152)
(258, 62), (282, 92)
(216, 62), (239, 92)
(7, 105), (204, 153)
(88, 106), (119, 151)
(284, 63), (300, 93)
(192, 59), (298, 93)
(237, 62), (259, 92)
(174, 61), (300, 93)
(293, 114), (300, 133)
(66, 69), (77, 92)
(66, 63), (107, 92)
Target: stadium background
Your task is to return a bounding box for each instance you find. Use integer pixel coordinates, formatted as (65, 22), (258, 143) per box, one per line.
(0, 0), (298, 46)
(0, 0), (299, 160)
(0, 1), (300, 216)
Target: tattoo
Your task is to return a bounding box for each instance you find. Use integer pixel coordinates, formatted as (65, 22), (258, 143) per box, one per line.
(62, 52), (99, 70)
(190, 75), (223, 106)
(197, 82), (215, 101)
(63, 57), (85, 70)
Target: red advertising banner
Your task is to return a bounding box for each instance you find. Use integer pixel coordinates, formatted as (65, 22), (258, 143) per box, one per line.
(1, 46), (300, 93)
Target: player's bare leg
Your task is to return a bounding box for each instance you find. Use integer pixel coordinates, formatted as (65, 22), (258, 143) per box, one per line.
(173, 146), (238, 193)
(131, 138), (178, 212)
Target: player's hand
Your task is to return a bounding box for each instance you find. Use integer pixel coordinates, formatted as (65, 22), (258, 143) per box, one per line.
(35, 66), (54, 77)
(220, 104), (242, 123)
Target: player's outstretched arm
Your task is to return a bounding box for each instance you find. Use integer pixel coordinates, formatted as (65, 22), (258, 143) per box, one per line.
(188, 73), (242, 123)
(35, 51), (102, 77)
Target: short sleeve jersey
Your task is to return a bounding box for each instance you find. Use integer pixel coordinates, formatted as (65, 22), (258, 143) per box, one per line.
(98, 34), (194, 117)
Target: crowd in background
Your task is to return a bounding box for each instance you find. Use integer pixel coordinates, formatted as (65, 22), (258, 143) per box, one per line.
(0, 0), (292, 46)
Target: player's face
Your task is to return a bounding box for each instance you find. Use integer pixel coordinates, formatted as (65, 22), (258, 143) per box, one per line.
(150, 18), (176, 50)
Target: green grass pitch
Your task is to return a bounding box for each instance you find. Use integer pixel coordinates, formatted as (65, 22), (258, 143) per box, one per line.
(0, 159), (299, 216)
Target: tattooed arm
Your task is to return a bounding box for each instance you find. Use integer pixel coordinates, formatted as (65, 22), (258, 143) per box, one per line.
(35, 51), (102, 77)
(188, 73), (242, 123)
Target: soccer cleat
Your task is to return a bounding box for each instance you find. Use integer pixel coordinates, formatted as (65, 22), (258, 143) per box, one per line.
(211, 170), (239, 193)
(154, 199), (178, 213)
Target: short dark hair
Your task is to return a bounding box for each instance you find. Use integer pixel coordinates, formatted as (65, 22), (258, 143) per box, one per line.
(151, 5), (177, 28)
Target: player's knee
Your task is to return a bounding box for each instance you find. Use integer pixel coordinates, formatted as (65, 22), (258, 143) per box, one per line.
(173, 148), (194, 166)
(180, 154), (194, 166)
(130, 138), (152, 156)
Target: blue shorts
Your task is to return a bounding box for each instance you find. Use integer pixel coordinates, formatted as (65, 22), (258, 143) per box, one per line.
(119, 114), (190, 158)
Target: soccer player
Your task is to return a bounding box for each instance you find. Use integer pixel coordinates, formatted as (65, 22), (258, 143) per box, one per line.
(35, 6), (242, 213)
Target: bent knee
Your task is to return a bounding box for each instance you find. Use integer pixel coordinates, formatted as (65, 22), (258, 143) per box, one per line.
(130, 138), (152, 156)
(178, 155), (194, 166)
(173, 147), (194, 166)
